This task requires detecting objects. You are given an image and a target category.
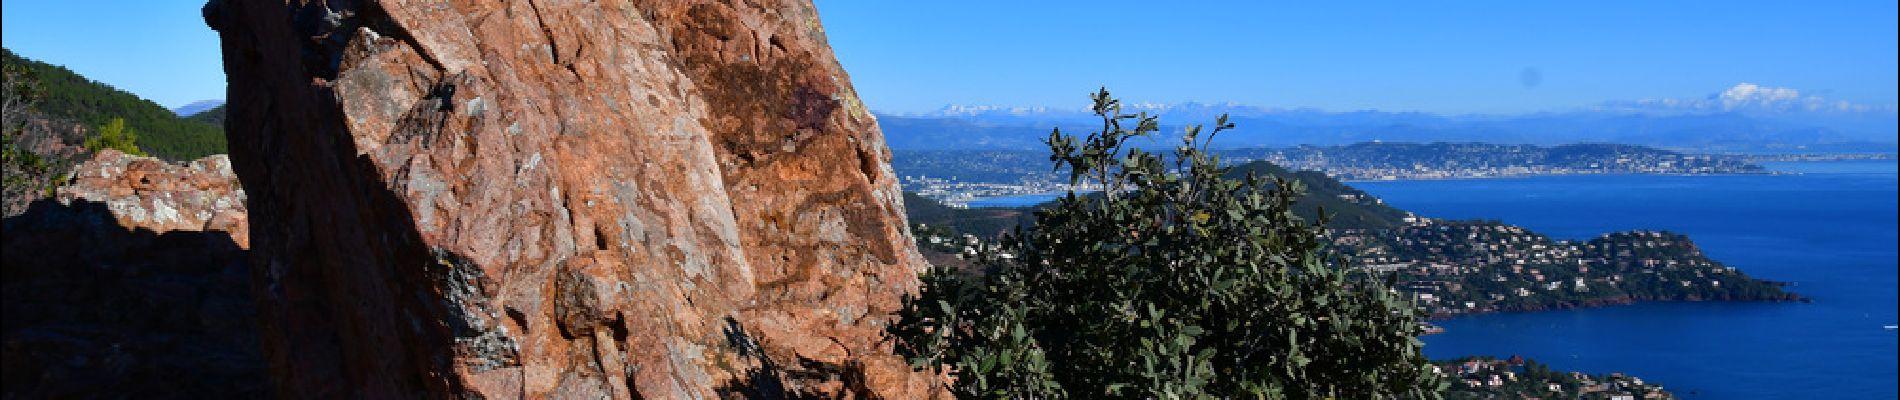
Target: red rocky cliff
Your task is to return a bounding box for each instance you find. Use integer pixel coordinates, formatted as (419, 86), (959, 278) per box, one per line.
(205, 0), (936, 397)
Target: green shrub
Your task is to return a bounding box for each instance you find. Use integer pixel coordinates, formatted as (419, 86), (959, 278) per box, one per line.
(890, 89), (1444, 399)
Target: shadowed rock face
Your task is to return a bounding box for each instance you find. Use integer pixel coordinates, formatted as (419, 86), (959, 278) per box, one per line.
(3, 159), (261, 398)
(205, 0), (936, 398)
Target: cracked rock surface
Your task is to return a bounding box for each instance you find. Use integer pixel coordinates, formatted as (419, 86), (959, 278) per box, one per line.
(207, 0), (938, 398)
(54, 149), (250, 247)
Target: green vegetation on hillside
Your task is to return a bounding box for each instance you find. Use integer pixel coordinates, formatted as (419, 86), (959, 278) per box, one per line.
(4, 61), (67, 216)
(891, 89), (1441, 398)
(82, 118), (147, 156)
(1225, 160), (1412, 229)
(186, 105), (225, 127)
(1, 48), (224, 160)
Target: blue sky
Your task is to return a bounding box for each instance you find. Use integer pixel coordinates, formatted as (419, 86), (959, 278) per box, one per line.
(817, 0), (1899, 114)
(3, 1), (1895, 114)
(2, 0), (222, 110)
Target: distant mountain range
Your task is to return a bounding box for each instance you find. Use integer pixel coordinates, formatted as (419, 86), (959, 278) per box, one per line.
(878, 84), (1898, 153)
(171, 100), (225, 117)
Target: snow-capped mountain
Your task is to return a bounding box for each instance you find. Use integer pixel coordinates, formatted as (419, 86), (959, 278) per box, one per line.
(1597, 83), (1898, 115)
(876, 84), (1898, 152)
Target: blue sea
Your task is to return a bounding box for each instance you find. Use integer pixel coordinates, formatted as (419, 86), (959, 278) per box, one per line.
(1354, 160), (1899, 399)
(966, 192), (1072, 208)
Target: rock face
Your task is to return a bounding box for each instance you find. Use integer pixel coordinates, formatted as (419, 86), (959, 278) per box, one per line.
(205, 0), (936, 398)
(2, 151), (262, 397)
(54, 149), (250, 247)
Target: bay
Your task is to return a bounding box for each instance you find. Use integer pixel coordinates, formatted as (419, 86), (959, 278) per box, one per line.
(1354, 160), (1898, 399)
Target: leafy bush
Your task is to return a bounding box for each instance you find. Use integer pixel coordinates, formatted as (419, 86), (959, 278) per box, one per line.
(890, 89), (1444, 398)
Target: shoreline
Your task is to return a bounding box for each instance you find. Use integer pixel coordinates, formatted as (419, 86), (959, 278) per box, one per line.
(1340, 158), (1898, 183)
(1421, 294), (1811, 323)
(1339, 170), (1783, 184)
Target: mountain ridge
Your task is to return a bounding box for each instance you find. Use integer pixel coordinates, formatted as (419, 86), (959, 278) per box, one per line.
(170, 99), (225, 117)
(1, 48), (226, 160)
(875, 84), (1897, 152)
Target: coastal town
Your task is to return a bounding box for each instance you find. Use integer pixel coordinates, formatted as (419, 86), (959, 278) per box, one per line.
(1439, 356), (1674, 399)
(1331, 221), (1802, 318)
(1218, 142), (1768, 181)
(894, 143), (1780, 205)
(900, 175), (1097, 208)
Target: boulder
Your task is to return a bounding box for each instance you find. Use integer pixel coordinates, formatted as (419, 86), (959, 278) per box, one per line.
(206, 0), (938, 398)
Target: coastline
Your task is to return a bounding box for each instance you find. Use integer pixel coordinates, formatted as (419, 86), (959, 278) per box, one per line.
(1339, 170), (1784, 184)
(1421, 293), (1810, 322)
(1340, 158), (1898, 183)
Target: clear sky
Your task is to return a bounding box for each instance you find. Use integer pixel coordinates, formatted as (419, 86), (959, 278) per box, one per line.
(816, 0), (1900, 114)
(2, 1), (1895, 114)
(2, 0), (223, 110)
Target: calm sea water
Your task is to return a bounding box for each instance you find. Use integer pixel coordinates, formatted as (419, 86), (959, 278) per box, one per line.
(966, 192), (1071, 208)
(1354, 160), (1899, 399)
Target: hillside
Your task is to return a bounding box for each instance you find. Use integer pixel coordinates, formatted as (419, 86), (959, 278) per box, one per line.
(185, 105), (225, 127)
(1225, 160), (1412, 229)
(2, 48), (225, 161)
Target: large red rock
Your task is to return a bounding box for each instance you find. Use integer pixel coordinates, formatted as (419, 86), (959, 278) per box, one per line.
(205, 0), (938, 398)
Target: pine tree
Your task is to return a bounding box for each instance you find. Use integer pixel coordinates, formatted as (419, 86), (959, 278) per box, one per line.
(83, 117), (146, 156)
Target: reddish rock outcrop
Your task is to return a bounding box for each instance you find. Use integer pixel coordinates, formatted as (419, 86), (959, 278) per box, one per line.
(3, 151), (262, 397)
(54, 149), (250, 247)
(205, 0), (936, 398)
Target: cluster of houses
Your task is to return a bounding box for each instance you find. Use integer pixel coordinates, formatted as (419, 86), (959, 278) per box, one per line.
(901, 175), (1099, 208)
(913, 224), (1015, 260)
(1236, 144), (1760, 181)
(1331, 221), (1760, 316)
(1438, 357), (1671, 399)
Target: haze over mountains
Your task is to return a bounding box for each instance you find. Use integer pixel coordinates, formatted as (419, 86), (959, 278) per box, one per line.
(877, 83), (1899, 153)
(169, 99), (224, 117)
